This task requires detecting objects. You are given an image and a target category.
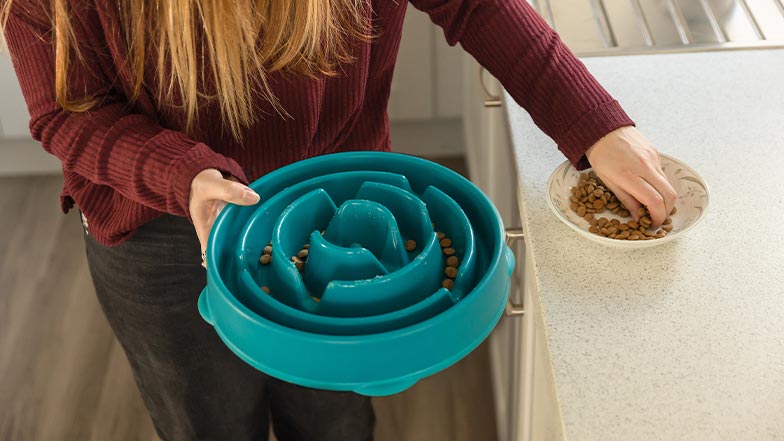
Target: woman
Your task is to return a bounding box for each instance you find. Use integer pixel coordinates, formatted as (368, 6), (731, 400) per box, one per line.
(1, 0), (676, 440)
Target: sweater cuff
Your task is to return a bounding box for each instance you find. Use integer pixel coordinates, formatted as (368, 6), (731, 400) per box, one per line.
(172, 143), (249, 220)
(555, 100), (635, 170)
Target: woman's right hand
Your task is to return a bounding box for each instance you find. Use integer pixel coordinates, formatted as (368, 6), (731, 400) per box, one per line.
(190, 169), (260, 257)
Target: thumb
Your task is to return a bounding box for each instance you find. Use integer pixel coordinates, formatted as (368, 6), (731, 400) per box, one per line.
(219, 180), (260, 206)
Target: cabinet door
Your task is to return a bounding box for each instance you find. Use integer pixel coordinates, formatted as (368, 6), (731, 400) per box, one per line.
(0, 48), (63, 176)
(388, 6), (463, 122)
(461, 51), (565, 441)
(0, 49), (31, 138)
(388, 6), (434, 121)
(432, 28), (463, 119)
(460, 58), (516, 221)
(522, 269), (565, 441)
(461, 53), (525, 441)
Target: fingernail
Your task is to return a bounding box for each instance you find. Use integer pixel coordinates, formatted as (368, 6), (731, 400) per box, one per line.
(243, 189), (259, 203)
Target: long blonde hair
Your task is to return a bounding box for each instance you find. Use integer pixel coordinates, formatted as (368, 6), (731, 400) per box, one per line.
(1, 0), (371, 139)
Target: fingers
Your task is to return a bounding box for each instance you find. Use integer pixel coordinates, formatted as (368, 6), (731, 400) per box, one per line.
(650, 151), (677, 217)
(195, 222), (209, 254)
(602, 168), (676, 230)
(625, 177), (668, 228)
(189, 169), (259, 259)
(645, 169), (677, 217)
(193, 207), (211, 254)
(193, 200), (226, 254)
(585, 126), (677, 229)
(604, 180), (641, 221)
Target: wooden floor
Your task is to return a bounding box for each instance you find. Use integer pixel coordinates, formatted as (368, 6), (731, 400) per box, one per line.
(0, 164), (497, 441)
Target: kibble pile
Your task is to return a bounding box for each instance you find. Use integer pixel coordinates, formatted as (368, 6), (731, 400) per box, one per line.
(570, 171), (675, 241)
(258, 224), (462, 299)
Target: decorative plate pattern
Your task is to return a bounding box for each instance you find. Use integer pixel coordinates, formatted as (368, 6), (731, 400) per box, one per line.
(546, 154), (710, 248)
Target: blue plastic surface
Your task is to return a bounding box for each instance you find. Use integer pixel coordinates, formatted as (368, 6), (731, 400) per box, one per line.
(199, 152), (513, 396)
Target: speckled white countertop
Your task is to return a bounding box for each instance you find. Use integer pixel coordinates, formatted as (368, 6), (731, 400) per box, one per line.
(505, 49), (784, 441)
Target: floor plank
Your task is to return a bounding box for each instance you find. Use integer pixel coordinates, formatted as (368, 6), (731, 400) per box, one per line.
(89, 341), (159, 441)
(0, 165), (496, 441)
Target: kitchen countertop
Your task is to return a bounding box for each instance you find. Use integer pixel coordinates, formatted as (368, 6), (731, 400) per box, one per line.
(505, 49), (784, 440)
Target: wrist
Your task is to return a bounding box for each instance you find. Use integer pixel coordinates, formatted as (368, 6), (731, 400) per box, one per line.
(585, 125), (635, 163)
(555, 100), (635, 170)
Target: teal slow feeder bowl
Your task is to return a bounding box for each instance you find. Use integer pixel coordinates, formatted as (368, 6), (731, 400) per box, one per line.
(198, 152), (515, 396)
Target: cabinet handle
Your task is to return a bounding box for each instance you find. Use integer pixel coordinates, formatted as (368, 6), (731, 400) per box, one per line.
(504, 227), (525, 317)
(479, 66), (502, 108)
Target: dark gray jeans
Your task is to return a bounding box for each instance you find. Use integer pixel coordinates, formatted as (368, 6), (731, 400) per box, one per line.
(82, 213), (374, 441)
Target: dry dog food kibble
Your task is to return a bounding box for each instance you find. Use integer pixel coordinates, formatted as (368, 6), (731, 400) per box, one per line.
(291, 256), (305, 272)
(260, 242), (273, 265)
(432, 225), (459, 290)
(569, 171), (675, 241)
(405, 240), (417, 252)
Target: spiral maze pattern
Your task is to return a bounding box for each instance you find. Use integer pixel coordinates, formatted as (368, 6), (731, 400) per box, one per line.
(200, 153), (513, 395)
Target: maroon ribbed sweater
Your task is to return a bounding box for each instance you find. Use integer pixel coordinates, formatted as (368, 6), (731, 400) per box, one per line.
(4, 0), (634, 246)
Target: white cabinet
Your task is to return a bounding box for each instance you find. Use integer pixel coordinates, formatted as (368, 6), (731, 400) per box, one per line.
(387, 5), (463, 121)
(0, 49), (60, 175)
(521, 250), (564, 441)
(461, 53), (563, 441)
(387, 5), (465, 157)
(0, 49), (31, 138)
(461, 51), (522, 441)
(387, 7), (434, 121)
(460, 56), (515, 221)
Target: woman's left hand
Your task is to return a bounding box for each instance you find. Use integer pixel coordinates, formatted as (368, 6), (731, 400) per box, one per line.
(585, 126), (677, 229)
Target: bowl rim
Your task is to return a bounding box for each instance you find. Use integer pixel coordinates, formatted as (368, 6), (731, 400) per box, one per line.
(205, 151), (510, 341)
(545, 152), (710, 247)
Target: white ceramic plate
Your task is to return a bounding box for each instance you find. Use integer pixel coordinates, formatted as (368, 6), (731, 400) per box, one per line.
(546, 153), (710, 248)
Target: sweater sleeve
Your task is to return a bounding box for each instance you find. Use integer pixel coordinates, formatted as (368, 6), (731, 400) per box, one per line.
(2, 2), (248, 218)
(408, 0), (635, 169)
